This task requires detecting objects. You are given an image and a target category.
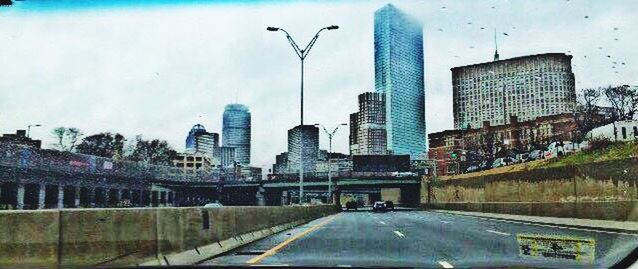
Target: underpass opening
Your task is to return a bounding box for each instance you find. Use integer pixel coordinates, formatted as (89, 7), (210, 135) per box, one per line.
(0, 182), (17, 209)
(44, 185), (58, 208)
(23, 183), (39, 209)
(63, 186), (75, 208)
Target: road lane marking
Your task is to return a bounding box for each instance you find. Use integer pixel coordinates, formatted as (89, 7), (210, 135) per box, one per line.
(486, 229), (511, 236)
(393, 231), (405, 238)
(438, 261), (454, 268)
(379, 221), (386, 225)
(247, 214), (340, 264)
(441, 221), (450, 224)
(428, 212), (638, 237)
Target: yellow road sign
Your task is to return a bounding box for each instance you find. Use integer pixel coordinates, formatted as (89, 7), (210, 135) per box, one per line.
(517, 233), (595, 263)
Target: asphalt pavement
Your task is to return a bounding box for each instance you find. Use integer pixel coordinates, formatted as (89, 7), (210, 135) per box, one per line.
(201, 209), (638, 268)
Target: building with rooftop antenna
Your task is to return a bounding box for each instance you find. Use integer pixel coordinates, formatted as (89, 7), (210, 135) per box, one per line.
(451, 53), (576, 129)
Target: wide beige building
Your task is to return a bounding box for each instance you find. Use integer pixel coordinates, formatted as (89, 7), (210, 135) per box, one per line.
(452, 53), (576, 129)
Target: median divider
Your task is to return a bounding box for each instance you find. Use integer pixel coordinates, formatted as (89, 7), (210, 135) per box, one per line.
(0, 205), (338, 268)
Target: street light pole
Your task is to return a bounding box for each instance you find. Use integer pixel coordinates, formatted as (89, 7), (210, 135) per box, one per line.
(27, 124), (42, 138)
(316, 123), (347, 203)
(267, 25), (339, 204)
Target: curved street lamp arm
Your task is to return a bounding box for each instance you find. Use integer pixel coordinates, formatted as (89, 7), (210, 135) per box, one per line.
(301, 27), (327, 59)
(278, 28), (303, 59)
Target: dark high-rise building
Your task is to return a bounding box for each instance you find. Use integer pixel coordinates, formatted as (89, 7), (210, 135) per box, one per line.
(222, 104), (251, 165)
(272, 152), (289, 174)
(374, 4), (427, 159)
(451, 53), (577, 129)
(185, 124), (218, 157)
(287, 125), (319, 173)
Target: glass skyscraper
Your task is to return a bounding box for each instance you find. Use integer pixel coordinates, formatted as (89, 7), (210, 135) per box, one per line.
(374, 4), (427, 159)
(222, 103), (251, 165)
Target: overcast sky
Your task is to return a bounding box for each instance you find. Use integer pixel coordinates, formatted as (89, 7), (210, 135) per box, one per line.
(0, 0), (636, 170)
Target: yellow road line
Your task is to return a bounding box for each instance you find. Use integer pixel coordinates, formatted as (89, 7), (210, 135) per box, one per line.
(247, 214), (340, 264)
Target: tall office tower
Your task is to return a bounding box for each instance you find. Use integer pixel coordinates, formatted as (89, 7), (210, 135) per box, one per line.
(222, 104), (251, 165)
(214, 146), (236, 168)
(451, 53), (576, 129)
(185, 124), (219, 156)
(349, 112), (359, 155)
(374, 4), (427, 159)
(349, 92), (388, 155)
(287, 125), (319, 173)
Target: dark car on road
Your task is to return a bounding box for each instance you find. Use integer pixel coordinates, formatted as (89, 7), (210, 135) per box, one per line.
(384, 201), (394, 211)
(345, 201), (357, 211)
(372, 201), (386, 213)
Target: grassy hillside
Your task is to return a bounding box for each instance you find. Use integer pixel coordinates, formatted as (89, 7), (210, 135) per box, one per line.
(441, 141), (638, 180)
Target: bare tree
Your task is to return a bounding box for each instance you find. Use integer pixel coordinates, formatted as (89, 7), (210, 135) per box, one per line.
(50, 127), (83, 151)
(573, 87), (603, 143)
(604, 85), (638, 122)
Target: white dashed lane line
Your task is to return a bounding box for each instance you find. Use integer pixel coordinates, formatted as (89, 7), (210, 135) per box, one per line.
(379, 221), (386, 225)
(393, 231), (405, 238)
(438, 261), (454, 268)
(440, 221), (450, 224)
(486, 229), (511, 236)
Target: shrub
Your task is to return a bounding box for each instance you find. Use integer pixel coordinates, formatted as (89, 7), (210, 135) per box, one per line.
(586, 137), (613, 152)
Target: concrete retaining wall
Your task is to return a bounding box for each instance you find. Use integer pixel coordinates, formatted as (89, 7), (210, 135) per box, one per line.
(421, 201), (638, 221)
(0, 205), (337, 268)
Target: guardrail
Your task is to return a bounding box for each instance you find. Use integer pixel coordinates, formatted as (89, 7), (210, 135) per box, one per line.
(267, 171), (419, 181)
(0, 142), (220, 183)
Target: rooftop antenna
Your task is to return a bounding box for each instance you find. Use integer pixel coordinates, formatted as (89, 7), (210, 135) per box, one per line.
(493, 28), (500, 61)
(494, 27), (498, 61)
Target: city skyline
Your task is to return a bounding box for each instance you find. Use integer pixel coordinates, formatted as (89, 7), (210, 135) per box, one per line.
(1, 0), (636, 169)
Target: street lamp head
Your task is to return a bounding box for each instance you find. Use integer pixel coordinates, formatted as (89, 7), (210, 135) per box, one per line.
(34, 124), (42, 127)
(340, 123), (347, 126)
(326, 25), (339, 30)
(266, 26), (280, 32)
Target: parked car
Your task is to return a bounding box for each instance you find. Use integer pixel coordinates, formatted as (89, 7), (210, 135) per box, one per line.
(372, 201), (387, 213)
(465, 165), (480, 173)
(529, 149), (544, 160)
(345, 200), (358, 211)
(516, 153), (530, 163)
(384, 201), (395, 211)
(544, 142), (565, 159)
(492, 157), (514, 168)
(203, 202), (223, 208)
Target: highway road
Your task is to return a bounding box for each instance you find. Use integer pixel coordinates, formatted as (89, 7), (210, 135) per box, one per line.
(202, 210), (638, 268)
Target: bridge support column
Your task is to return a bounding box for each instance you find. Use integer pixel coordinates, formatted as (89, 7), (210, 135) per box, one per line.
(281, 191), (288, 206)
(38, 184), (46, 209)
(89, 188), (96, 207)
(147, 191), (153, 207)
(57, 185), (64, 209)
(167, 191), (174, 207)
(256, 187), (265, 206)
(103, 189), (110, 207)
(74, 187), (80, 208)
(16, 183), (25, 210)
(116, 189), (122, 202)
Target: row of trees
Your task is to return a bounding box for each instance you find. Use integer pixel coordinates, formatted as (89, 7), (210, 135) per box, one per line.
(573, 85), (638, 142)
(50, 127), (177, 165)
(449, 85), (637, 173)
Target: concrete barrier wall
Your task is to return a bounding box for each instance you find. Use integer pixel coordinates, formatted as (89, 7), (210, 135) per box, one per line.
(422, 201), (638, 221)
(0, 205), (337, 268)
